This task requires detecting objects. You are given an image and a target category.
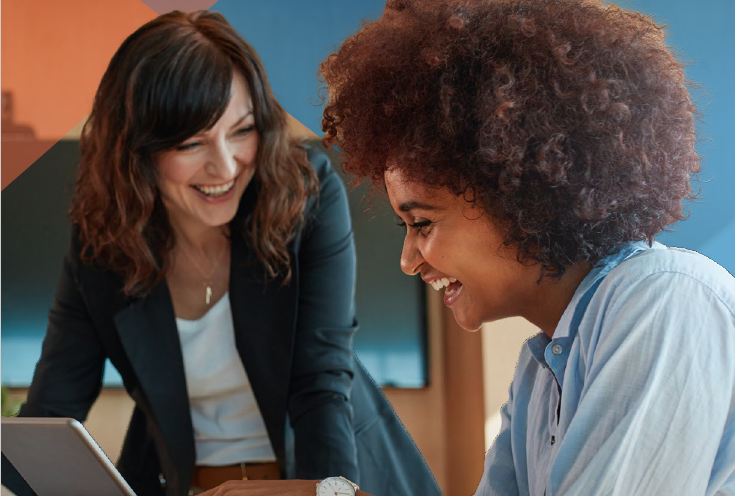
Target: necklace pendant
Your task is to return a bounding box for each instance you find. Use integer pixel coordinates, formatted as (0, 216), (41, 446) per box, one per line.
(205, 286), (212, 305)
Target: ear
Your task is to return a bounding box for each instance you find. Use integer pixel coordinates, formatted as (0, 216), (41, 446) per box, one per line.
(461, 185), (486, 221)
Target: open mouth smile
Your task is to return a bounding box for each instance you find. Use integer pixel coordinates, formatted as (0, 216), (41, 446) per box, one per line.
(427, 277), (464, 306)
(192, 178), (236, 198)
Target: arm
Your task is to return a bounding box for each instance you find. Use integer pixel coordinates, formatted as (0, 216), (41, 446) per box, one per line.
(198, 480), (377, 496)
(549, 272), (735, 496)
(2, 247), (106, 495)
(287, 151), (359, 481)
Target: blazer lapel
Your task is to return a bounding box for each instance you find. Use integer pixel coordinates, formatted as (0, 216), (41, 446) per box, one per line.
(229, 231), (299, 468)
(114, 281), (195, 495)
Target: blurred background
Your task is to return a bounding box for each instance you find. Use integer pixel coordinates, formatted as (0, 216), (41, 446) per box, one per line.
(2, 1), (733, 495)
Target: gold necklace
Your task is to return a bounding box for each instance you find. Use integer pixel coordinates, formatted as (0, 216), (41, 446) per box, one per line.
(179, 241), (228, 305)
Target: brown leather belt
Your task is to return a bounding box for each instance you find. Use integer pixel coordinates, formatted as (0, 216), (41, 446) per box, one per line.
(191, 462), (280, 492)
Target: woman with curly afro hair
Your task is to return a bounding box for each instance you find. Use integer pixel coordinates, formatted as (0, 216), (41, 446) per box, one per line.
(317, 0), (735, 495)
(199, 1), (735, 495)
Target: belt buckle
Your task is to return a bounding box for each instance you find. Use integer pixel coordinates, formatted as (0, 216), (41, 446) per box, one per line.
(240, 462), (249, 481)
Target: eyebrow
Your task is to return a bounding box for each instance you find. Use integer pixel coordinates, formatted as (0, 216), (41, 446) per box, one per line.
(230, 110), (254, 129)
(398, 201), (444, 212)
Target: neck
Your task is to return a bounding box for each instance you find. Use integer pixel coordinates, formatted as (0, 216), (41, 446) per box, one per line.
(169, 216), (229, 257)
(523, 262), (592, 338)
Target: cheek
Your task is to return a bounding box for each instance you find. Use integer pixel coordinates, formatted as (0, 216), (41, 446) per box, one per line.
(236, 135), (260, 166)
(420, 239), (441, 266)
(420, 230), (457, 268)
(157, 157), (194, 191)
(155, 161), (199, 209)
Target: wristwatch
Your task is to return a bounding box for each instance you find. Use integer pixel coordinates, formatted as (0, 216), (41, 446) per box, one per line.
(316, 476), (360, 496)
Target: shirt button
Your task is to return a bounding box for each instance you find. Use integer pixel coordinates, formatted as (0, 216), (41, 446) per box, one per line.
(551, 344), (563, 355)
(550, 435), (556, 445)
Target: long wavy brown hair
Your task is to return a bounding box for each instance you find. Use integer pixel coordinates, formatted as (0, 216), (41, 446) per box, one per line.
(72, 10), (317, 296)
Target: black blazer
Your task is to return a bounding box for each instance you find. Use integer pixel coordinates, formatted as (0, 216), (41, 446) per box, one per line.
(2, 148), (440, 496)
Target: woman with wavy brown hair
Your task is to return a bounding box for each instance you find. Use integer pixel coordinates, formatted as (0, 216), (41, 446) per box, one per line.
(201, 0), (735, 495)
(0, 10), (438, 496)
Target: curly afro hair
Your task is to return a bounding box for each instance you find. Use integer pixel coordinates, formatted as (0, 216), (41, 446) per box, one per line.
(319, 0), (700, 276)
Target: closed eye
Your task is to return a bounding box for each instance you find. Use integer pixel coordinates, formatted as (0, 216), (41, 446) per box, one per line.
(174, 125), (254, 151)
(396, 218), (432, 233)
(411, 220), (432, 233)
(234, 125), (255, 136)
(175, 141), (201, 151)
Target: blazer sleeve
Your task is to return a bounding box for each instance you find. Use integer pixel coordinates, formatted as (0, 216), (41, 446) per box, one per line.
(287, 149), (360, 481)
(2, 243), (106, 496)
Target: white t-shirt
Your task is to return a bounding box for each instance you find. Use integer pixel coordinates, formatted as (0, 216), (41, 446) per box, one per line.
(175, 292), (277, 466)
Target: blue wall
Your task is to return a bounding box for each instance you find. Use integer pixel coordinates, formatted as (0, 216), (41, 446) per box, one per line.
(211, 1), (429, 387)
(617, 0), (735, 270)
(214, 0), (735, 273)
(208, 0), (735, 388)
(3, 0), (733, 387)
(211, 1), (387, 139)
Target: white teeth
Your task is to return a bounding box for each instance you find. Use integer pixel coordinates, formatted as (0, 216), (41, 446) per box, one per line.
(196, 180), (235, 196)
(429, 278), (458, 291)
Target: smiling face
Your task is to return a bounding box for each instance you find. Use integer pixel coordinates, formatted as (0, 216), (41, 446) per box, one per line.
(386, 168), (540, 331)
(156, 71), (258, 232)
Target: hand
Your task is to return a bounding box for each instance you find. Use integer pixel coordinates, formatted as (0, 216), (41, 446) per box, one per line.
(199, 480), (319, 496)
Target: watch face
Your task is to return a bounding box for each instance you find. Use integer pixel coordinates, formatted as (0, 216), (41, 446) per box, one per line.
(317, 477), (356, 496)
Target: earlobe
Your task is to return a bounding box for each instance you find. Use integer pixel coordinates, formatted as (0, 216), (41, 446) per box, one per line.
(459, 185), (487, 221)
(461, 203), (485, 221)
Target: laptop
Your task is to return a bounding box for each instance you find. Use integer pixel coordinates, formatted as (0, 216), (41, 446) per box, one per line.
(2, 417), (136, 496)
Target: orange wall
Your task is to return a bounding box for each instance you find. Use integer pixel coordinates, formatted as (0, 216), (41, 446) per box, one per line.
(1, 0), (155, 140)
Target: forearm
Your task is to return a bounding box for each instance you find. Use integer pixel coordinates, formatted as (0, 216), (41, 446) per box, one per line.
(291, 150), (361, 479)
(198, 479), (377, 496)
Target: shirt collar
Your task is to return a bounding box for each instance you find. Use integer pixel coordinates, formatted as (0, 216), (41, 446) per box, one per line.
(525, 240), (654, 383)
(551, 240), (653, 341)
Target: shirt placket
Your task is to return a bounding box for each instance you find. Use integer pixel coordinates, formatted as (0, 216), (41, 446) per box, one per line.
(543, 338), (572, 496)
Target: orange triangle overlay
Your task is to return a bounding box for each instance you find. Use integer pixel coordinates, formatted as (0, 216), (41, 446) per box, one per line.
(1, 0), (157, 190)
(139, 0), (218, 15)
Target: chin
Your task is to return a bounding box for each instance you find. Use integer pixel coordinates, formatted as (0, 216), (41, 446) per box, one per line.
(451, 309), (483, 332)
(199, 208), (238, 228)
(212, 213), (238, 228)
(219, 195), (244, 219)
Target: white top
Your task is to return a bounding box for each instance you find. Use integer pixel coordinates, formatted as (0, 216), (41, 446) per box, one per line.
(175, 292), (277, 466)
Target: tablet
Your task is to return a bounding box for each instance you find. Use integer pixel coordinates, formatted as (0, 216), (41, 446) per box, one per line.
(1, 417), (136, 496)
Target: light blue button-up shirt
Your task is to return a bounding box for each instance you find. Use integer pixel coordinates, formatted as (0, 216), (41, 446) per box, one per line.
(474, 242), (735, 496)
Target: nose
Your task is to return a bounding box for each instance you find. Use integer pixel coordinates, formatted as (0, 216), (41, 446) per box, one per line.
(400, 231), (424, 276)
(206, 140), (238, 180)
